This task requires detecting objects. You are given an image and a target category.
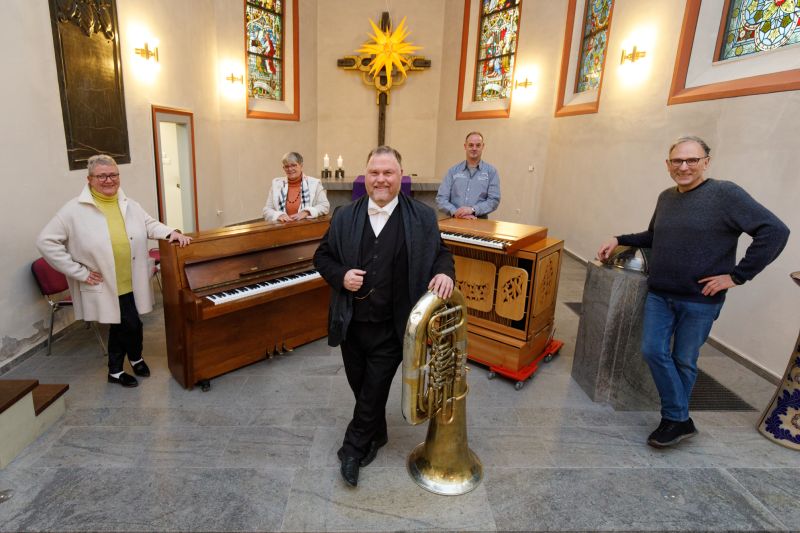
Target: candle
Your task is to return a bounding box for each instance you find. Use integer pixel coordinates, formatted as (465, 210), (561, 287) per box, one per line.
(323, 154), (330, 170)
(337, 155), (343, 169)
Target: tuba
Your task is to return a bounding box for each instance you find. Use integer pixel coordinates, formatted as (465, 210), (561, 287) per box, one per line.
(401, 288), (483, 495)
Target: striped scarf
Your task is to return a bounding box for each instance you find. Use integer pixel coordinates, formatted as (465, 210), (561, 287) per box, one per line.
(277, 177), (311, 212)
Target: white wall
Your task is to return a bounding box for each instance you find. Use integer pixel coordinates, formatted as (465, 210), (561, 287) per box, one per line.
(1, 0), (796, 377)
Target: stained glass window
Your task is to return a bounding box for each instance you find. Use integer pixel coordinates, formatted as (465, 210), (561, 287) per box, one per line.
(720, 0), (800, 60)
(575, 0), (613, 93)
(246, 0), (283, 100)
(474, 0), (521, 102)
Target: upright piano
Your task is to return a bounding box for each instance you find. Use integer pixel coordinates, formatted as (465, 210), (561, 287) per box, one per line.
(439, 218), (564, 374)
(159, 218), (331, 390)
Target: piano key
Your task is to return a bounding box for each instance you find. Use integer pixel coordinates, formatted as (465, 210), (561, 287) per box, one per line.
(205, 270), (321, 305)
(440, 231), (508, 250)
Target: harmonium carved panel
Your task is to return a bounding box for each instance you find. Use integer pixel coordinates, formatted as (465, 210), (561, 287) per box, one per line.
(439, 218), (563, 373)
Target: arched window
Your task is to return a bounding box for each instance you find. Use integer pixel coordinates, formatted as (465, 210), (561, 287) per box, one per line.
(474, 0), (522, 102)
(246, 1), (284, 101)
(719, 0), (800, 60)
(575, 0), (613, 93)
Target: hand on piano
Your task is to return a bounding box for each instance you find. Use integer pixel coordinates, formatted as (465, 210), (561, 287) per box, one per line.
(168, 231), (192, 247)
(453, 206), (477, 219)
(343, 268), (366, 292)
(428, 273), (454, 300)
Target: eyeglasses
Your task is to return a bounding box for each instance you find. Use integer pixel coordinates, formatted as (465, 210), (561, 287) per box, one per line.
(667, 157), (708, 168)
(282, 164), (300, 170)
(91, 173), (120, 182)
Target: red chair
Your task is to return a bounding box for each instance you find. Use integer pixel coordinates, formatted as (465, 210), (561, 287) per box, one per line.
(31, 258), (106, 356)
(149, 248), (161, 290)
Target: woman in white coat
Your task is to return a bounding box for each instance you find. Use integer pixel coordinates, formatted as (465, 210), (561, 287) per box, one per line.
(262, 152), (330, 223)
(37, 154), (192, 387)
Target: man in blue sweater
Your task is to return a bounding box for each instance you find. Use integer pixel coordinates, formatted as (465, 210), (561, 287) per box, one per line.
(597, 136), (789, 448)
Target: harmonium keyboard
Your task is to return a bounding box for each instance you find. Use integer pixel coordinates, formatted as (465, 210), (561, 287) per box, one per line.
(439, 218), (564, 373)
(159, 218), (331, 390)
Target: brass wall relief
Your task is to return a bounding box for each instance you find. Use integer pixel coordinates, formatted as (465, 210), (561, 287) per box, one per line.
(49, 0), (130, 169)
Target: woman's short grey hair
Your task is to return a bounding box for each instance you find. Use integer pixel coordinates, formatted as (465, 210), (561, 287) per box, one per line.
(282, 152), (303, 165)
(669, 136), (711, 157)
(87, 154), (118, 175)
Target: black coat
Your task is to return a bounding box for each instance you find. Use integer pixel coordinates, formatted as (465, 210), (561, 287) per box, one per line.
(313, 193), (455, 346)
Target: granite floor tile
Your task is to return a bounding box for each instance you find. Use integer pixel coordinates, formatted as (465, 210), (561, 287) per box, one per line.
(706, 427), (800, 467)
(469, 427), (554, 467)
(485, 467), (786, 531)
(134, 427), (229, 468)
(538, 425), (648, 467)
(0, 467), (63, 532)
(221, 426), (316, 468)
(20, 467), (294, 532)
(727, 468), (800, 527)
(237, 374), (333, 408)
(34, 427), (154, 468)
(281, 466), (497, 532)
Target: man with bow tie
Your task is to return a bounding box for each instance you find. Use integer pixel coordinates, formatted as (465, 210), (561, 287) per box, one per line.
(314, 146), (455, 488)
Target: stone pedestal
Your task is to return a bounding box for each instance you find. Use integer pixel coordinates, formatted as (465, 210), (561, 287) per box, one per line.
(571, 261), (659, 410)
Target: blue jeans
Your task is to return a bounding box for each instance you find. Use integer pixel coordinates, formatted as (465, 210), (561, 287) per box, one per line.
(641, 292), (723, 422)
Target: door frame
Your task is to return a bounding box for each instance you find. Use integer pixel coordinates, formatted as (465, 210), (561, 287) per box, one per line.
(151, 105), (200, 231)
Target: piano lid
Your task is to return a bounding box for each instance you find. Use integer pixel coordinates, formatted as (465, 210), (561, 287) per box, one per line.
(438, 218), (547, 254)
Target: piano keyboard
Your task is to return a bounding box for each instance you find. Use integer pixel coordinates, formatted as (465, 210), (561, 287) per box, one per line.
(206, 270), (321, 305)
(441, 231), (509, 250)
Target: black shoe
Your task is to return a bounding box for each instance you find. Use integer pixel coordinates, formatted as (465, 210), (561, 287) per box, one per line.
(647, 417), (697, 448)
(340, 455), (360, 487)
(131, 360), (151, 377)
(359, 437), (388, 467)
(108, 372), (138, 388)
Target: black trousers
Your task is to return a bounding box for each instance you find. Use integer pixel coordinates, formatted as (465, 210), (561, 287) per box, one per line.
(107, 292), (143, 374)
(339, 319), (402, 459)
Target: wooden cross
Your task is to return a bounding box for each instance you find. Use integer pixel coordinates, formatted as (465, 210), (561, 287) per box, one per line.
(337, 12), (431, 146)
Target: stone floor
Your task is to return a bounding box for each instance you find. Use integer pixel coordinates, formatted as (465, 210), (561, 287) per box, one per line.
(0, 256), (797, 532)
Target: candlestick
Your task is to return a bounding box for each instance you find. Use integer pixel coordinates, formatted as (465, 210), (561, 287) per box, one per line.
(337, 155), (343, 169)
(323, 153), (330, 170)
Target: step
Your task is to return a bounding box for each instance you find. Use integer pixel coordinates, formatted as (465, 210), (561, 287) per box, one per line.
(0, 379), (69, 468)
(32, 383), (69, 416)
(0, 380), (38, 416)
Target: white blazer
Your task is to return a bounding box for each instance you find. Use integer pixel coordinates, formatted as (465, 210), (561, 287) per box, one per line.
(262, 176), (330, 222)
(37, 185), (173, 323)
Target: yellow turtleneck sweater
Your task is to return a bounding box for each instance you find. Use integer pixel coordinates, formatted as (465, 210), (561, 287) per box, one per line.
(90, 188), (132, 295)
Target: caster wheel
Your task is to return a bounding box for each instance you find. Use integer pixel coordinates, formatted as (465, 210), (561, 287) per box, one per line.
(487, 371), (496, 380)
(515, 381), (525, 391)
(199, 380), (211, 392)
(544, 354), (553, 363)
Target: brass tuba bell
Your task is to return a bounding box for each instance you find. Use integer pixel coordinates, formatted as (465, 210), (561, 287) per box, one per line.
(401, 288), (483, 495)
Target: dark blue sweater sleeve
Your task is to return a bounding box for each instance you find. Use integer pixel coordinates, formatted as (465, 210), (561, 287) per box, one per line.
(723, 183), (790, 282)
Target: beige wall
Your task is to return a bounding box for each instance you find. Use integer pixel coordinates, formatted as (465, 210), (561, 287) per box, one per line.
(316, 0), (446, 179)
(1, 0), (796, 377)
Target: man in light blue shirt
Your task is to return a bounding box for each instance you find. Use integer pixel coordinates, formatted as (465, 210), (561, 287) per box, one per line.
(436, 131), (501, 219)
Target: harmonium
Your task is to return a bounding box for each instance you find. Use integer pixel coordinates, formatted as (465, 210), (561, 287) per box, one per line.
(159, 218), (331, 390)
(439, 218), (563, 374)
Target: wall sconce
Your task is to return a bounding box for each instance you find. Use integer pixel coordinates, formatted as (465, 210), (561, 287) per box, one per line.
(620, 46), (646, 64)
(515, 77), (533, 89)
(135, 42), (159, 61)
(226, 73), (243, 84)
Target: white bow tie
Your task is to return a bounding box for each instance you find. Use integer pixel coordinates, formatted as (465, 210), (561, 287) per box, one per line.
(368, 207), (389, 216)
